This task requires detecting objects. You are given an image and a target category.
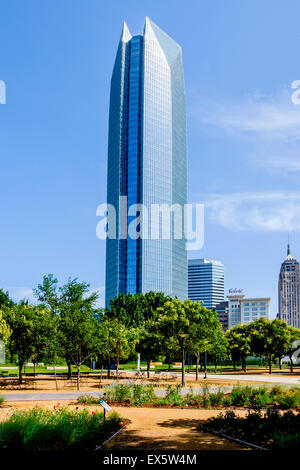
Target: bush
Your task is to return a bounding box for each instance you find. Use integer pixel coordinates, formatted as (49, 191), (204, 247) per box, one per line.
(77, 394), (98, 405)
(205, 409), (300, 450)
(230, 385), (253, 407)
(104, 383), (155, 405)
(0, 406), (122, 450)
(209, 391), (225, 407)
(155, 385), (185, 407)
(105, 383), (132, 402)
(276, 390), (300, 410)
(0, 396), (5, 407)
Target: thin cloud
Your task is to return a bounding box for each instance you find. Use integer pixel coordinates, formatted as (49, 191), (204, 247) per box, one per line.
(206, 191), (300, 232)
(194, 87), (300, 174)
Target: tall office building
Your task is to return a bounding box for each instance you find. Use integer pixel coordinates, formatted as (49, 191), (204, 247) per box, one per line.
(278, 244), (300, 329)
(188, 259), (225, 309)
(105, 18), (187, 306)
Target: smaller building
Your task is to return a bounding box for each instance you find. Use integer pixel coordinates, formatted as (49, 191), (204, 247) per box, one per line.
(188, 258), (225, 309)
(228, 294), (270, 328)
(215, 301), (228, 331)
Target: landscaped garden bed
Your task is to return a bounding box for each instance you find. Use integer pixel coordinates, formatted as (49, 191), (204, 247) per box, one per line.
(0, 406), (127, 450)
(76, 383), (300, 410)
(202, 409), (300, 451)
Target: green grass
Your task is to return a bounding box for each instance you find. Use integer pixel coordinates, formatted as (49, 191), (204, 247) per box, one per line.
(0, 406), (122, 450)
(0, 363), (91, 376)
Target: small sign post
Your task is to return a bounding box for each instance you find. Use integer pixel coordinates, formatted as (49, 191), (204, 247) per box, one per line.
(99, 399), (112, 421)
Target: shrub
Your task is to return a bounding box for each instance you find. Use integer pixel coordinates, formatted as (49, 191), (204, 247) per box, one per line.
(77, 394), (98, 405)
(158, 385), (185, 407)
(209, 391), (225, 407)
(0, 407), (122, 450)
(0, 396), (5, 407)
(132, 384), (155, 405)
(105, 383), (132, 402)
(230, 385), (253, 407)
(205, 409), (300, 450)
(276, 390), (300, 410)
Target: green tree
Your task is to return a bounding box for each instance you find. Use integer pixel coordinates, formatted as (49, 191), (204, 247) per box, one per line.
(136, 325), (162, 378)
(0, 289), (14, 309)
(249, 318), (290, 374)
(106, 291), (170, 328)
(0, 310), (11, 343)
(34, 275), (102, 379)
(225, 324), (251, 372)
(105, 319), (137, 374)
(4, 304), (39, 383)
(285, 326), (300, 372)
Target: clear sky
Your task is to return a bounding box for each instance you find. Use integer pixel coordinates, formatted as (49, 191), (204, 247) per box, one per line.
(1, 0), (300, 315)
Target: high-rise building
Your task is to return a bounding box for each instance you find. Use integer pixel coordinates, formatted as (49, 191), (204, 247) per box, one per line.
(188, 258), (225, 309)
(105, 18), (187, 306)
(228, 294), (270, 328)
(215, 301), (229, 331)
(278, 244), (300, 329)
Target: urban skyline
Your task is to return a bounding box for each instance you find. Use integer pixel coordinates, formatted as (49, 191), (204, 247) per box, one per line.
(1, 2), (300, 320)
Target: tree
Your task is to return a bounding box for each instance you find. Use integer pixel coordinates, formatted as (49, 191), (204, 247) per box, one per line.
(0, 289), (14, 309)
(136, 325), (162, 378)
(34, 275), (102, 379)
(183, 299), (225, 378)
(58, 296), (99, 391)
(4, 304), (39, 384)
(0, 310), (11, 343)
(226, 324), (251, 372)
(105, 319), (137, 374)
(285, 326), (300, 372)
(106, 291), (170, 328)
(249, 318), (290, 374)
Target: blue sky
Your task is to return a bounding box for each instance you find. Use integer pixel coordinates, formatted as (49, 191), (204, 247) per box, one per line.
(1, 0), (300, 315)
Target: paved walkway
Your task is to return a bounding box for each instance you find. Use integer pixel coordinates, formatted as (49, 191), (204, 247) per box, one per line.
(104, 407), (248, 451)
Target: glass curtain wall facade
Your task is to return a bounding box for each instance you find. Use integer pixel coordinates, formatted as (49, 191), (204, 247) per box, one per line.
(105, 18), (187, 306)
(188, 258), (225, 309)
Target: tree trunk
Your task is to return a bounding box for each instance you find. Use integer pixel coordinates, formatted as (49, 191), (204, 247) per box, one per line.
(67, 361), (72, 380)
(233, 359), (236, 370)
(242, 358), (246, 372)
(168, 362), (171, 371)
(279, 358), (282, 370)
(107, 358), (111, 379)
(147, 359), (151, 379)
(34, 362), (37, 377)
(99, 364), (103, 388)
(268, 356), (272, 374)
(18, 361), (24, 385)
(116, 353), (119, 376)
(77, 365), (80, 391)
(214, 359), (217, 374)
(289, 355), (294, 373)
(195, 354), (199, 381)
(54, 365), (58, 391)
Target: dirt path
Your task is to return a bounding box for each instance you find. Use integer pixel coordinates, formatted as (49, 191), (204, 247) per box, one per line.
(105, 407), (249, 451)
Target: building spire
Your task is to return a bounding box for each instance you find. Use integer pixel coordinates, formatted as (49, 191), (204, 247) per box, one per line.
(287, 233), (290, 256)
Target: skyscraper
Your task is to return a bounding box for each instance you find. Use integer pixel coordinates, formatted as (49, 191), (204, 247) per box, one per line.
(278, 244), (300, 329)
(188, 258), (225, 309)
(105, 18), (187, 306)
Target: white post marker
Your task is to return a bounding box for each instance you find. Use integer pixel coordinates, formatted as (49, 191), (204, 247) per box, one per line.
(137, 353), (141, 371)
(99, 399), (112, 421)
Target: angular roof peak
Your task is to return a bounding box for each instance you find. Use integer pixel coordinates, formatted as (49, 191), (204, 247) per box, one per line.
(120, 21), (131, 43)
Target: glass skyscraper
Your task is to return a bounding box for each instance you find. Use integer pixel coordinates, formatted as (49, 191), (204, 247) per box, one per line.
(278, 244), (300, 329)
(188, 258), (225, 309)
(105, 18), (187, 306)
